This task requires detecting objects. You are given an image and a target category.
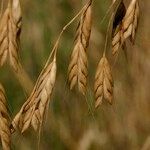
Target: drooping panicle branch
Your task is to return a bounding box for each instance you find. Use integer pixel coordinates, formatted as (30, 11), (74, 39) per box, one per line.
(11, 0), (93, 134)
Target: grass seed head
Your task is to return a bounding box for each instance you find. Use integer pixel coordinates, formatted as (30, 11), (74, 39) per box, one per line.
(0, 84), (11, 150)
(68, 2), (92, 95)
(94, 56), (113, 108)
(12, 57), (57, 133)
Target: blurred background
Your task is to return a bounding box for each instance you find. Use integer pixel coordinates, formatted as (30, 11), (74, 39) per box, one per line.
(0, 0), (150, 149)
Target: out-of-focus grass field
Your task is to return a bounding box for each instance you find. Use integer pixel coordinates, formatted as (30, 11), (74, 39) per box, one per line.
(0, 0), (150, 149)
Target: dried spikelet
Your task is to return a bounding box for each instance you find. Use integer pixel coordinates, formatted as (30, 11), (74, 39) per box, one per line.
(112, 24), (123, 55)
(0, 8), (9, 66)
(0, 0), (33, 94)
(112, 1), (126, 55)
(8, 0), (33, 93)
(94, 55), (113, 108)
(123, 0), (139, 43)
(68, 1), (92, 95)
(0, 0), (21, 69)
(8, 0), (22, 71)
(12, 56), (57, 133)
(0, 84), (11, 150)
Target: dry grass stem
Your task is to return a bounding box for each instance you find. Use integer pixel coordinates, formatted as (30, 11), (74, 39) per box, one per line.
(0, 84), (11, 150)
(68, 0), (92, 95)
(123, 0), (139, 43)
(94, 55), (113, 108)
(11, 56), (57, 133)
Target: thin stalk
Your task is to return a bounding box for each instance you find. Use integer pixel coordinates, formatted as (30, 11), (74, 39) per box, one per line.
(103, 14), (114, 56)
(100, 0), (121, 25)
(11, 63), (34, 95)
(85, 95), (96, 123)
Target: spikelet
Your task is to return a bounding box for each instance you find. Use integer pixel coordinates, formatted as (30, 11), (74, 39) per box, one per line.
(0, 84), (11, 150)
(68, 1), (92, 95)
(8, 0), (22, 71)
(94, 55), (113, 108)
(11, 56), (57, 133)
(0, 0), (21, 69)
(123, 0), (139, 43)
(0, 0), (33, 94)
(112, 1), (126, 55)
(112, 24), (123, 55)
(0, 8), (9, 66)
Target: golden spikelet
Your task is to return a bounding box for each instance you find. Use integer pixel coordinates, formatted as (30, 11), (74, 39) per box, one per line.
(8, 0), (22, 71)
(11, 56), (57, 133)
(123, 0), (139, 43)
(112, 0), (139, 56)
(112, 1), (126, 55)
(94, 55), (113, 108)
(0, 8), (9, 66)
(0, 84), (11, 150)
(0, 0), (33, 94)
(112, 24), (123, 55)
(68, 1), (92, 95)
(0, 0), (21, 69)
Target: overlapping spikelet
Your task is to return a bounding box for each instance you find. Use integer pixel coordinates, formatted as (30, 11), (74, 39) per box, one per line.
(0, 84), (11, 150)
(0, 8), (9, 66)
(11, 56), (57, 133)
(123, 0), (139, 43)
(0, 0), (33, 94)
(68, 0), (92, 95)
(8, 0), (22, 71)
(112, 24), (123, 55)
(112, 0), (139, 55)
(94, 55), (113, 108)
(0, 0), (21, 69)
(112, 0), (126, 55)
